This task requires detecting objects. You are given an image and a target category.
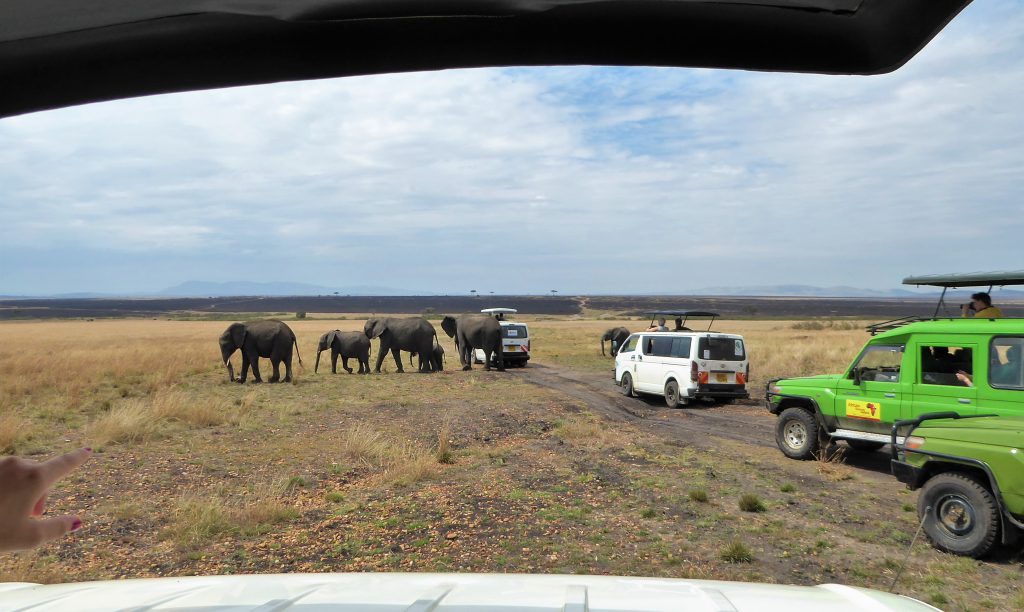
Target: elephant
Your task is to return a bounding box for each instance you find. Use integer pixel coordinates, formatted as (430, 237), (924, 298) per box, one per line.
(315, 330), (371, 374)
(219, 320), (302, 383)
(409, 342), (445, 372)
(441, 314), (504, 371)
(364, 317), (439, 373)
(601, 327), (632, 357)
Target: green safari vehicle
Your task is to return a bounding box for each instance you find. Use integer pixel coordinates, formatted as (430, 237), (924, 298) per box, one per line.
(767, 271), (1024, 460)
(890, 412), (1024, 558)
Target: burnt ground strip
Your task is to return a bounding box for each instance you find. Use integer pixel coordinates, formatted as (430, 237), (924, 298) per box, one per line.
(3, 295), (1022, 320)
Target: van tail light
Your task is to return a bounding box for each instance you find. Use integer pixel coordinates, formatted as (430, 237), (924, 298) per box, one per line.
(697, 370), (709, 385)
(736, 372), (746, 385)
(691, 361), (699, 383)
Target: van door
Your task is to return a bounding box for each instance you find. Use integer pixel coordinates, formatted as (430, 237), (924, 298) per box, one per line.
(834, 343), (906, 435)
(635, 335), (671, 393)
(913, 342), (978, 417)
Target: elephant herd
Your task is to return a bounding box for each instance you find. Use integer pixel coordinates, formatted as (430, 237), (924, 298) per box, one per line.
(217, 315), (507, 383)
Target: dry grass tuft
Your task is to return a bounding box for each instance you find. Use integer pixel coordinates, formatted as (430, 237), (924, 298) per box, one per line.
(151, 391), (228, 427)
(435, 417), (455, 464)
(0, 413), (30, 455)
(553, 415), (623, 448)
(816, 444), (855, 481)
(85, 402), (164, 447)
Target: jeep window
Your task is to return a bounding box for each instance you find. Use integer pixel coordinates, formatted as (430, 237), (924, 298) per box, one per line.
(619, 336), (639, 354)
(920, 345), (973, 386)
(850, 344), (904, 382)
(697, 337), (745, 361)
(990, 337), (1024, 390)
(501, 325), (528, 339)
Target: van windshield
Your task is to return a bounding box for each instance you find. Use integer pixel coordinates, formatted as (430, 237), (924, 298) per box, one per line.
(501, 325), (528, 339)
(698, 336), (745, 361)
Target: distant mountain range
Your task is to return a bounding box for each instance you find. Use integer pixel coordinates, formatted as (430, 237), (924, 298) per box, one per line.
(3, 282), (1023, 299)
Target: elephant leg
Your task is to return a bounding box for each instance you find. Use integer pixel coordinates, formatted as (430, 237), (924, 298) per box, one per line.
(391, 348), (404, 373)
(239, 353), (250, 383)
(269, 358), (281, 383)
(374, 344), (388, 373)
(496, 346), (506, 372)
(342, 356), (353, 374)
(484, 348), (492, 371)
(331, 351), (340, 374)
(284, 355), (293, 383)
(247, 352), (263, 383)
(359, 357), (368, 374)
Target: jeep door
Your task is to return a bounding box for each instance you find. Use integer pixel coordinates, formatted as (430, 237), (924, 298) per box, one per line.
(834, 343), (907, 435)
(913, 339), (978, 416)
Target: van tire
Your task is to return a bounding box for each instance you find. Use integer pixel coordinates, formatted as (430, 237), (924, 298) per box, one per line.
(665, 381), (681, 409)
(621, 373), (635, 397)
(918, 472), (1000, 558)
(775, 407), (820, 460)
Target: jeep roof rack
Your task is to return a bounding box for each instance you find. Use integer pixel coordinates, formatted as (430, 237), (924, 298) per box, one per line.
(902, 270), (1024, 318)
(866, 315), (931, 336)
(645, 310), (720, 332)
(480, 307), (517, 320)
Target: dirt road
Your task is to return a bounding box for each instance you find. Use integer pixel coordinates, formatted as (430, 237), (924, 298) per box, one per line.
(513, 362), (896, 482)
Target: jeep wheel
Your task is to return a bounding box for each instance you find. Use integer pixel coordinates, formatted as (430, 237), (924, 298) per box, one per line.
(918, 472), (999, 558)
(620, 373), (635, 397)
(775, 407), (820, 460)
(664, 381), (681, 409)
(845, 439), (886, 452)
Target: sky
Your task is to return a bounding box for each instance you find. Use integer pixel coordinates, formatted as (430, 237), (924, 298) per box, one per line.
(1, 1), (1023, 296)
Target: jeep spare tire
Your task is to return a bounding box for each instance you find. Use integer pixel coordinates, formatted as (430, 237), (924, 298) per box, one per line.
(775, 407), (820, 460)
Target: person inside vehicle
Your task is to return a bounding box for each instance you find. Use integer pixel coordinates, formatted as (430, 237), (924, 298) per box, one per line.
(992, 344), (1022, 387)
(673, 317), (691, 331)
(961, 292), (1003, 318)
(646, 318), (668, 332)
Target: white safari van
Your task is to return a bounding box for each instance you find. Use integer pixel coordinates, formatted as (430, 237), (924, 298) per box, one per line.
(474, 307), (530, 367)
(614, 312), (749, 408)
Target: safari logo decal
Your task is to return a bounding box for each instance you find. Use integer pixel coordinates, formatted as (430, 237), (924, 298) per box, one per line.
(846, 399), (882, 421)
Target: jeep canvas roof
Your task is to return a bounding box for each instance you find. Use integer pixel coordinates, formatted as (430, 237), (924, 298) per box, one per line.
(0, 0), (972, 118)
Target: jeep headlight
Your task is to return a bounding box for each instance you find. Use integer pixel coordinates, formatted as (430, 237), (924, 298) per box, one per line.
(905, 436), (926, 450)
(769, 385), (783, 395)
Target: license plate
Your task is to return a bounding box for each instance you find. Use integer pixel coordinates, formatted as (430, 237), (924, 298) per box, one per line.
(505, 345), (516, 351)
(715, 373), (730, 383)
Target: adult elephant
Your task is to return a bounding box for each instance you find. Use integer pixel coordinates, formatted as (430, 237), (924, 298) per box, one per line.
(315, 330), (371, 374)
(219, 320), (302, 383)
(441, 315), (504, 371)
(601, 327), (631, 357)
(364, 317), (439, 373)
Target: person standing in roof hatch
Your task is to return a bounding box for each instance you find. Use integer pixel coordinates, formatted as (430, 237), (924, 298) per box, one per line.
(961, 292), (1003, 318)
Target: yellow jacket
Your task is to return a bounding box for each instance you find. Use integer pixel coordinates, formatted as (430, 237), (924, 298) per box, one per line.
(964, 306), (1003, 319)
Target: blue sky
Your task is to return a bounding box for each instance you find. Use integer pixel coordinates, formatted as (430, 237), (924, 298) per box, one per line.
(1, 1), (1022, 296)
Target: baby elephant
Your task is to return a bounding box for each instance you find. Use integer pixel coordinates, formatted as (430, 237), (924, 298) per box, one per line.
(409, 343), (445, 372)
(315, 330), (371, 374)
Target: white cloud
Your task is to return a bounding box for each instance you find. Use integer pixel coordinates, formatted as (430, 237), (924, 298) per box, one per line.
(2, 1), (1023, 294)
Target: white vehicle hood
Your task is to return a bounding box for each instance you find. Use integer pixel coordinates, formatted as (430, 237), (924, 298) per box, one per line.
(0, 572), (940, 611)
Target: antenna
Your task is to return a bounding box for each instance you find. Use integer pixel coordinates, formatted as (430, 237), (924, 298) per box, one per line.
(888, 506), (930, 593)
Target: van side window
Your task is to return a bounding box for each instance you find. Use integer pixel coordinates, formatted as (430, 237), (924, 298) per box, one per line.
(851, 344), (904, 383)
(650, 337), (674, 357)
(670, 337), (692, 358)
(920, 345), (973, 386)
(990, 337), (1024, 390)
(619, 336), (638, 354)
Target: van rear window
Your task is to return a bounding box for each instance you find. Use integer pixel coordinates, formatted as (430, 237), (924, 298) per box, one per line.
(698, 337), (745, 361)
(501, 325), (528, 339)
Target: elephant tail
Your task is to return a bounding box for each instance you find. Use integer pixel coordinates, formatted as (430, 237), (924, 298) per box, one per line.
(293, 336), (304, 366)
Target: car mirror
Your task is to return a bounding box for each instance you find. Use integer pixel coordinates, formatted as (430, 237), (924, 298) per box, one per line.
(852, 366), (863, 385)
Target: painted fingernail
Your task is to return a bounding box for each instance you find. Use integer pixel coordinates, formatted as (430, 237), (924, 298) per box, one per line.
(70, 519), (83, 532)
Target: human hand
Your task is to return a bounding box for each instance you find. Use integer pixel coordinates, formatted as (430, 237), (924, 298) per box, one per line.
(0, 448), (92, 552)
(955, 371), (973, 387)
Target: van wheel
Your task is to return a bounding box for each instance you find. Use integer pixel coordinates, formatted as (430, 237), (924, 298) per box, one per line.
(919, 472), (999, 558)
(664, 381), (681, 409)
(846, 440), (886, 452)
(775, 407), (820, 460)
(621, 373), (635, 397)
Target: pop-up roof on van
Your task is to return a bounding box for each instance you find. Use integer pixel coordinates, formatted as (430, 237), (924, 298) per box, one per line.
(645, 311), (720, 332)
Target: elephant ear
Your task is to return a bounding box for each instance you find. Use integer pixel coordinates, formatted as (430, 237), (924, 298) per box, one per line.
(230, 323), (247, 349)
(327, 330), (340, 345)
(369, 320), (386, 339)
(440, 316), (457, 338)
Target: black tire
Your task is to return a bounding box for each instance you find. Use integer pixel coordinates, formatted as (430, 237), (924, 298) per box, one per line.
(621, 373), (635, 397)
(775, 407), (821, 460)
(918, 472), (1000, 558)
(845, 439), (886, 452)
(664, 380), (681, 409)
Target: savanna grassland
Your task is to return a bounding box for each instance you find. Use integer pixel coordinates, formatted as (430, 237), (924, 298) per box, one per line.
(1, 316), (1022, 611)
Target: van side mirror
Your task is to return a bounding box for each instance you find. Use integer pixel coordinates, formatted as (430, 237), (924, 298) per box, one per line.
(852, 366), (862, 385)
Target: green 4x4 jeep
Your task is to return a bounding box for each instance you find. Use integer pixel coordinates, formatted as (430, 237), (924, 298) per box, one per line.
(891, 413), (1024, 558)
(766, 319), (1024, 460)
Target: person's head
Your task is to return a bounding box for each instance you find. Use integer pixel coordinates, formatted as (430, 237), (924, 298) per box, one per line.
(658, 318), (666, 326)
(970, 292), (993, 310)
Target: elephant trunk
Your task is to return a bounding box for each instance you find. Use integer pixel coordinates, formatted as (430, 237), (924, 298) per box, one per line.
(601, 339), (606, 356)
(315, 349), (322, 373)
